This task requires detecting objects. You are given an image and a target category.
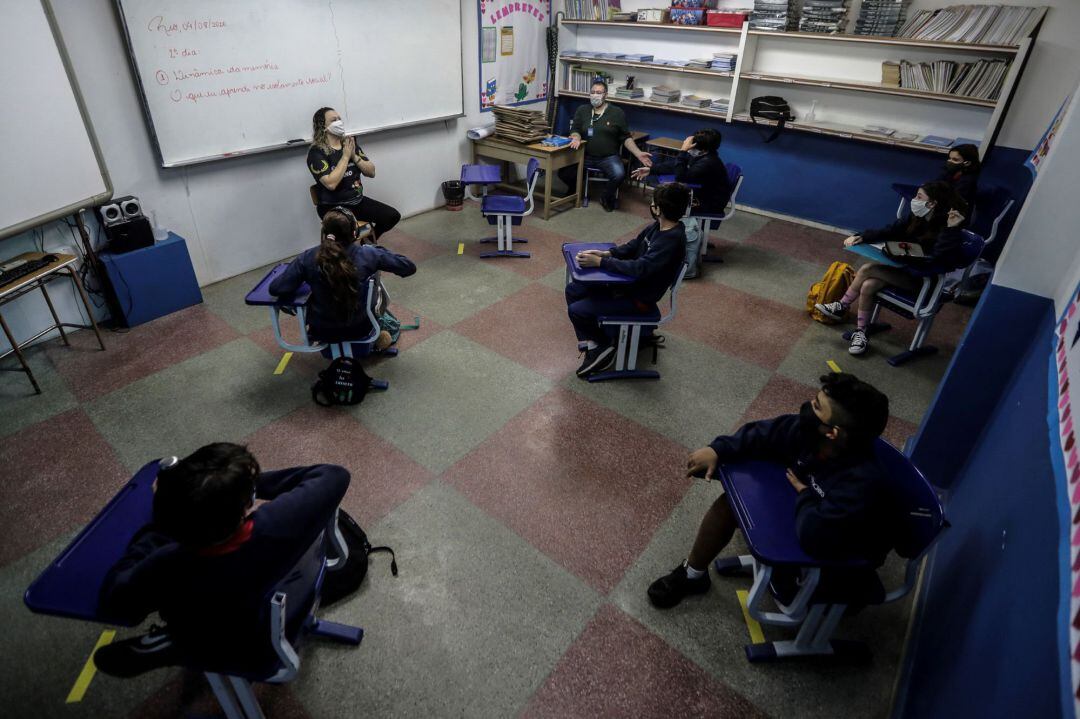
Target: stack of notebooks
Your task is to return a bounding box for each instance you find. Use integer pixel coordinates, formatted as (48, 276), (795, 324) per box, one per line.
(710, 53), (737, 72)
(615, 85), (645, 99)
(492, 106), (550, 144)
(897, 4), (1043, 45)
(854, 0), (909, 37)
(882, 61), (901, 87)
(895, 58), (1011, 100)
(680, 95), (712, 109)
(707, 98), (730, 114)
(561, 0), (621, 21)
(650, 86), (681, 104)
(564, 66), (614, 93)
(686, 58), (714, 70)
(622, 53), (655, 62)
(799, 1), (850, 34)
(750, 0), (797, 32)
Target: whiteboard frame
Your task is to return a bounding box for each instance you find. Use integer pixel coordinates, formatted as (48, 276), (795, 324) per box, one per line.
(114, 0), (467, 168)
(1, 0), (113, 241)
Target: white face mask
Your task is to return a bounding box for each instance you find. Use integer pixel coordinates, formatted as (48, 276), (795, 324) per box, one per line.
(327, 119), (346, 137)
(589, 94), (605, 108)
(910, 198), (932, 218)
(687, 148), (705, 157)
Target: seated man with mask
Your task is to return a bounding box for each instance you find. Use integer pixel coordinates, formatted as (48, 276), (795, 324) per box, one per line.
(556, 80), (652, 212)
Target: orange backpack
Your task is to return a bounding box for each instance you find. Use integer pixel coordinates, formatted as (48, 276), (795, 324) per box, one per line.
(806, 261), (854, 324)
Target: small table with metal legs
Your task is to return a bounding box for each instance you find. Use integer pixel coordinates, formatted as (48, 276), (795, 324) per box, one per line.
(0, 252), (105, 394)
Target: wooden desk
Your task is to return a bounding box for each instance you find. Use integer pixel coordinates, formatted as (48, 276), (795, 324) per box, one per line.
(471, 136), (585, 220)
(645, 136), (684, 154)
(0, 252), (105, 393)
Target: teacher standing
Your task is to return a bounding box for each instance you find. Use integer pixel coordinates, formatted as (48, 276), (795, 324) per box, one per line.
(307, 107), (401, 241)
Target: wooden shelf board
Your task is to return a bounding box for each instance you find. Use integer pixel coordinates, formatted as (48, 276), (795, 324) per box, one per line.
(740, 71), (998, 108)
(561, 56), (734, 80)
(559, 90), (729, 121)
(730, 112), (953, 154)
(562, 19), (742, 35)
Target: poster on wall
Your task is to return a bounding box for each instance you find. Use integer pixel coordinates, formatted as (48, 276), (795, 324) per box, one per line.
(1051, 279), (1080, 719)
(478, 1), (551, 112)
(1027, 95), (1073, 176)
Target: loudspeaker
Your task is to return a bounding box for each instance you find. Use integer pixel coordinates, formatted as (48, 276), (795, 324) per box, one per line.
(104, 216), (154, 254)
(119, 196), (143, 219)
(98, 195), (143, 227)
(99, 202), (124, 227)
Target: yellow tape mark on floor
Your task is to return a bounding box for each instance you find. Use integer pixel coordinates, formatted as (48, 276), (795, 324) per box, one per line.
(66, 629), (116, 703)
(736, 590), (766, 645)
(274, 352), (293, 375)
(827, 359), (842, 374)
(457, 242), (464, 255)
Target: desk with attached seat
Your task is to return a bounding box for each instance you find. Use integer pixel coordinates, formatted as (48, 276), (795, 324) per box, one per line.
(470, 136), (584, 220)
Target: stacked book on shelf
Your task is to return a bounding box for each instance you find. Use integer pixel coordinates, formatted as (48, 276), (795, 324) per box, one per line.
(799, 1), (850, 34)
(681, 94), (712, 108)
(896, 4), (1043, 46)
(615, 84), (645, 99)
(622, 53), (655, 62)
(893, 58), (1011, 100)
(882, 61), (901, 87)
(562, 0), (622, 22)
(710, 53), (737, 72)
(854, 0), (909, 37)
(686, 58), (714, 70)
(564, 65), (614, 93)
(650, 86), (681, 104)
(750, 0), (797, 32)
(491, 106), (550, 144)
(708, 98), (730, 114)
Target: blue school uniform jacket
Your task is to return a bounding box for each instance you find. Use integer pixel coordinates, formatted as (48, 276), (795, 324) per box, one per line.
(601, 222), (687, 304)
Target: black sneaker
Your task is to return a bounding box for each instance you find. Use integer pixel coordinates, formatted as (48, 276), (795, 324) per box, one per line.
(647, 564), (711, 609)
(576, 344), (615, 377)
(600, 196), (615, 213)
(94, 625), (181, 678)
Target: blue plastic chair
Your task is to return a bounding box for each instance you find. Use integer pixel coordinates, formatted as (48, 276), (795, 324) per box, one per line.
(479, 157), (541, 258)
(714, 439), (947, 662)
(658, 163), (743, 264)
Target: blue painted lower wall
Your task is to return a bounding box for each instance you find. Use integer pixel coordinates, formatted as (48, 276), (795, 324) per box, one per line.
(556, 98), (1032, 232)
(896, 283), (1063, 717)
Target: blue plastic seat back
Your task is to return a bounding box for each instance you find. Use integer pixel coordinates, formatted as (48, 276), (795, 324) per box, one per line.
(958, 229), (986, 267)
(969, 186), (1015, 244)
(873, 439), (945, 560)
(526, 157), (540, 188)
(726, 162), (742, 187)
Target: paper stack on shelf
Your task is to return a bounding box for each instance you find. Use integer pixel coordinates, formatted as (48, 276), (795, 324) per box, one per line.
(750, 0), (796, 32)
(896, 4), (1043, 46)
(921, 135), (955, 147)
(686, 58), (714, 70)
(491, 106), (551, 144)
(615, 85), (645, 99)
(650, 85), (682, 104)
(799, 1), (850, 34)
(897, 58), (1010, 100)
(854, 0), (909, 37)
(882, 61), (901, 87)
(710, 53), (737, 72)
(863, 125), (896, 136)
(622, 53), (655, 62)
(680, 94), (712, 108)
(707, 98), (730, 114)
(562, 0), (623, 22)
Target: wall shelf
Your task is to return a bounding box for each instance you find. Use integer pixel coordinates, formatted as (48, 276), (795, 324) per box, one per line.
(560, 55), (734, 80)
(739, 71), (998, 108)
(560, 89), (729, 121)
(562, 19), (742, 36)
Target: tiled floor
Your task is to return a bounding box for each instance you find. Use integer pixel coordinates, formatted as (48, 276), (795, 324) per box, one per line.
(0, 196), (971, 718)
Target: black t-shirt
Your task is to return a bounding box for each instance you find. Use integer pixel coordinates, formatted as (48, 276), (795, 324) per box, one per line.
(307, 144), (365, 205)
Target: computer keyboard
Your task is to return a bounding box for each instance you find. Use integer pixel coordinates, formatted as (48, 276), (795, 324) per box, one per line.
(0, 256), (56, 287)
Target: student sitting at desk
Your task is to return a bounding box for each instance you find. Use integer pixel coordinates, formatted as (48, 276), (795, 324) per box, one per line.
(556, 80), (652, 212)
(937, 143), (981, 211)
(308, 106), (401, 240)
(269, 207), (415, 347)
(815, 181), (967, 356)
(567, 183), (689, 377)
(648, 373), (891, 609)
(93, 443), (354, 677)
(630, 128), (732, 215)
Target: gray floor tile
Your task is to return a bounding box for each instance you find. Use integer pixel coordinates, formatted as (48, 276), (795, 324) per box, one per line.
(564, 334), (772, 449)
(0, 343), (77, 439)
(705, 244), (829, 310)
(538, 265), (571, 292)
(352, 331), (551, 473)
(84, 338), (309, 472)
(396, 205), (498, 248)
(527, 203), (649, 242)
(610, 481), (909, 719)
(294, 481), (603, 719)
(379, 255), (530, 327)
(776, 322), (951, 425)
(199, 262), (283, 334)
(711, 211), (771, 243)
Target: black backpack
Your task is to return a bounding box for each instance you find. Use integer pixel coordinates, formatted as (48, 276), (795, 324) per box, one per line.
(749, 96), (793, 143)
(311, 356), (372, 407)
(320, 509), (398, 607)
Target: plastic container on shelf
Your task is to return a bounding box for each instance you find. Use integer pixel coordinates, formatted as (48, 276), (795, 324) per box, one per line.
(670, 8), (705, 25)
(706, 11), (748, 28)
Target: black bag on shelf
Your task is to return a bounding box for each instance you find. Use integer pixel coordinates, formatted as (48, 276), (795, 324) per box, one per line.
(749, 96), (793, 143)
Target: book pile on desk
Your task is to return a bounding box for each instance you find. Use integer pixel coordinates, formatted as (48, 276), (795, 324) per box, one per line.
(492, 106), (551, 144)
(799, 1), (849, 34)
(750, 0), (796, 32)
(650, 85), (681, 104)
(615, 85), (645, 99)
(855, 0), (909, 36)
(895, 58), (1011, 100)
(897, 4), (1043, 45)
(710, 53), (737, 72)
(680, 94), (712, 108)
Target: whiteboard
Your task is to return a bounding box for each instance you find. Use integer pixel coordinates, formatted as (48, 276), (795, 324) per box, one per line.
(116, 0), (465, 167)
(0, 0), (111, 240)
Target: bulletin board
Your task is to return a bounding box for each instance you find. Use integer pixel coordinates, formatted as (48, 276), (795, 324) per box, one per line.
(478, 1), (551, 112)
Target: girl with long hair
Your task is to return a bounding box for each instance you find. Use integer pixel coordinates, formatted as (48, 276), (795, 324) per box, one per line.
(307, 107), (401, 241)
(937, 143), (981, 210)
(816, 181), (969, 356)
(269, 207), (415, 344)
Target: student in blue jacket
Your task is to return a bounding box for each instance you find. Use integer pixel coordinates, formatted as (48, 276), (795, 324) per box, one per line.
(648, 373), (892, 609)
(816, 181), (968, 356)
(94, 443), (354, 677)
(567, 182), (689, 378)
(630, 128), (732, 215)
(270, 207), (416, 347)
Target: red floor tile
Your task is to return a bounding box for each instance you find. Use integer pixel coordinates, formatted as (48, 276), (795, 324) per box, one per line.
(241, 406), (433, 527)
(453, 284), (580, 381)
(670, 281), (810, 370)
(883, 415), (920, 450)
(46, 305), (239, 402)
(443, 389), (692, 593)
(381, 229), (444, 265)
(128, 670), (311, 719)
(521, 604), (765, 719)
(0, 409), (128, 567)
(744, 219), (848, 267)
(462, 224), (577, 280)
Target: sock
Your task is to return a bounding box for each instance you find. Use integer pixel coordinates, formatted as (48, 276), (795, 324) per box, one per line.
(840, 287), (858, 307)
(584, 340), (598, 350)
(684, 561), (705, 580)
(856, 310), (871, 331)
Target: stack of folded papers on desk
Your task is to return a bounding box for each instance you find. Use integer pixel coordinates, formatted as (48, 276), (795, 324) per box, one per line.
(492, 106), (551, 143)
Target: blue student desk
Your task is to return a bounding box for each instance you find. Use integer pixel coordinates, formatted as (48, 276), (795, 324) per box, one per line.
(244, 262), (310, 308)
(562, 242), (636, 285)
(844, 243), (903, 268)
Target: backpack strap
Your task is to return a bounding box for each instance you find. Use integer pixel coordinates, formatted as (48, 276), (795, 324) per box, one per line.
(368, 545), (398, 576)
(750, 113), (786, 144)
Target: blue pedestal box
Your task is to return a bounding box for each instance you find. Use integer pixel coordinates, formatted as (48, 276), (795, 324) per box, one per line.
(99, 233), (202, 327)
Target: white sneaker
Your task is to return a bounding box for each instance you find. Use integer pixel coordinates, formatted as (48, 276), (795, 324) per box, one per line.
(815, 301), (847, 321)
(848, 329), (869, 355)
